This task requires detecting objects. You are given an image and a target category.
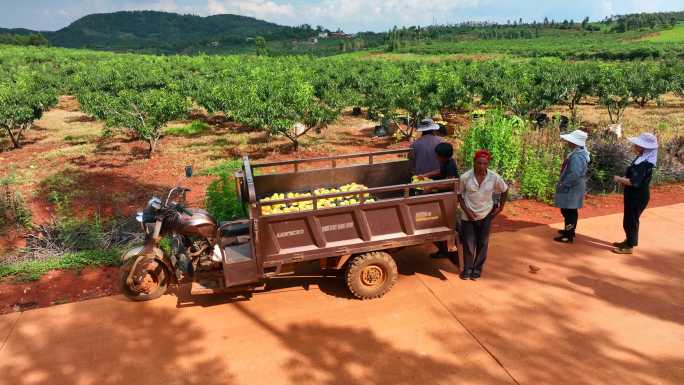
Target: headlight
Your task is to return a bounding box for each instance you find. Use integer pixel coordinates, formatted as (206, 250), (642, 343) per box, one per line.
(149, 197), (162, 210)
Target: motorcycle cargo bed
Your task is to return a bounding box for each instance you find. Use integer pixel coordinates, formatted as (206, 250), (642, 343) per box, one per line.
(236, 150), (459, 272)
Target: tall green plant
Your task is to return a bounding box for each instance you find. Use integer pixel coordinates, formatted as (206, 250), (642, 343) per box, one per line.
(519, 127), (564, 202)
(203, 160), (245, 221)
(460, 110), (525, 181)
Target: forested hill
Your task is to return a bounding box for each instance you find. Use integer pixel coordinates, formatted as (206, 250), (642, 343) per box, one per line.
(22, 11), (326, 54)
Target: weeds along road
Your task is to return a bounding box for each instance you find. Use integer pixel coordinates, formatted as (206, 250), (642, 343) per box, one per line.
(1, 204), (683, 385)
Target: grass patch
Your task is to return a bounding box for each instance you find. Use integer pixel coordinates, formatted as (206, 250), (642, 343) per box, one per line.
(648, 23), (684, 43)
(199, 159), (243, 176)
(39, 168), (84, 210)
(40, 144), (95, 161)
(1, 174), (32, 229)
(166, 120), (211, 137)
(64, 134), (96, 145)
(0, 249), (121, 282)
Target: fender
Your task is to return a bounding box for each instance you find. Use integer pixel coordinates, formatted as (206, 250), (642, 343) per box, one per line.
(121, 246), (177, 283)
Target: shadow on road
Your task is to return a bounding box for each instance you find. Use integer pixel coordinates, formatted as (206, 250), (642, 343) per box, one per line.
(0, 303), (235, 385)
(232, 302), (512, 385)
(442, 222), (684, 384)
(172, 252), (459, 309)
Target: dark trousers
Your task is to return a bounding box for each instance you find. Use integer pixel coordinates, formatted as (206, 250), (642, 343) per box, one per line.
(623, 192), (649, 247)
(460, 214), (493, 273)
(560, 208), (578, 238)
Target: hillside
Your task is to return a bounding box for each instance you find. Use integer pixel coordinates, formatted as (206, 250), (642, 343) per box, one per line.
(0, 27), (40, 36)
(44, 11), (322, 54)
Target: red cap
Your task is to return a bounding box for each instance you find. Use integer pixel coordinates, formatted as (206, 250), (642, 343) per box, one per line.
(474, 149), (492, 161)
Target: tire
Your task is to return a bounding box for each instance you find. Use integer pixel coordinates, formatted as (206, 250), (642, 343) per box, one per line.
(120, 257), (169, 302)
(345, 251), (398, 300)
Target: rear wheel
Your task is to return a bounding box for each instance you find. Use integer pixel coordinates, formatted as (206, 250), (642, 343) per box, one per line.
(120, 257), (169, 301)
(345, 252), (398, 300)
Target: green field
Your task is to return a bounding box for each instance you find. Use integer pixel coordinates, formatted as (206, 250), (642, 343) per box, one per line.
(648, 23), (684, 42)
(392, 30), (684, 60)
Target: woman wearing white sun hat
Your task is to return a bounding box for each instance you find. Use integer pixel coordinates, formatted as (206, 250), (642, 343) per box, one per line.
(612, 133), (658, 254)
(554, 129), (590, 243)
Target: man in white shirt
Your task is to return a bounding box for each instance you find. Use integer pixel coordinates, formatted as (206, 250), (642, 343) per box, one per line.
(458, 149), (508, 280)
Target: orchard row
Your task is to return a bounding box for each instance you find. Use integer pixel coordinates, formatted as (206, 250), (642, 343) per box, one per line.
(1, 46), (683, 155)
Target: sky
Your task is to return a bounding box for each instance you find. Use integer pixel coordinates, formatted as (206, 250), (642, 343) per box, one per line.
(0, 0), (682, 33)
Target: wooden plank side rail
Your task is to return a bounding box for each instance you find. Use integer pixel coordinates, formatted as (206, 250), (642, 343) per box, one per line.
(251, 149), (410, 174)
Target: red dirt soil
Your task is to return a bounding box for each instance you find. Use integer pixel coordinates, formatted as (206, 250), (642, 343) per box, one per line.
(2, 182), (683, 314)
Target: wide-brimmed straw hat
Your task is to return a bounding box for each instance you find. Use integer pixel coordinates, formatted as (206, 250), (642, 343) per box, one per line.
(560, 129), (588, 147)
(416, 118), (440, 132)
(628, 132), (658, 149)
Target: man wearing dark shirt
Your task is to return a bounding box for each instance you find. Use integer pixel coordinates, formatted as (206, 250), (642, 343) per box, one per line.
(421, 142), (459, 180)
(419, 142), (460, 261)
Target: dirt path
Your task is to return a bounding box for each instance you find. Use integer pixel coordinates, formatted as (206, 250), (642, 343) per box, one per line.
(1, 204), (682, 385)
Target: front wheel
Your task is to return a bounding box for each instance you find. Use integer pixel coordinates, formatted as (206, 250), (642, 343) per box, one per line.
(120, 257), (169, 301)
(345, 251), (398, 300)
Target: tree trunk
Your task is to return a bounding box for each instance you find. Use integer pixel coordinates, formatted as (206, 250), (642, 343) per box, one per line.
(147, 138), (157, 158)
(570, 95), (581, 124)
(4, 126), (22, 149)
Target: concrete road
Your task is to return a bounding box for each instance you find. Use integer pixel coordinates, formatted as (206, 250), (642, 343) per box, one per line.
(1, 204), (683, 385)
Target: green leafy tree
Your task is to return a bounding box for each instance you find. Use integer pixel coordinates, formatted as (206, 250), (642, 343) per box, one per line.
(626, 61), (674, 107)
(255, 36), (267, 56)
(394, 64), (443, 139)
(199, 62), (338, 151)
(0, 71), (57, 149)
(436, 63), (470, 112)
(558, 62), (599, 123)
(596, 65), (631, 123)
(249, 66), (337, 150)
(479, 60), (566, 118)
(361, 63), (402, 130)
(81, 89), (190, 157)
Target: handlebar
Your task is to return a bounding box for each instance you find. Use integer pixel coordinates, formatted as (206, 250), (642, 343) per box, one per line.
(164, 187), (192, 207)
(177, 204), (193, 216)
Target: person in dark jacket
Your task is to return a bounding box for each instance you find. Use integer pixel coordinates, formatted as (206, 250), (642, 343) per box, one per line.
(409, 119), (443, 176)
(612, 133), (658, 254)
(554, 130), (590, 243)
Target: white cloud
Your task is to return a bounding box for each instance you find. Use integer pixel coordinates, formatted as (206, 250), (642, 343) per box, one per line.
(3, 0), (684, 33)
(207, 0), (295, 19)
(206, 0), (482, 31)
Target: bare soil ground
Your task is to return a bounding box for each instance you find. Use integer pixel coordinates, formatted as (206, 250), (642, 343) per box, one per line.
(0, 95), (682, 314)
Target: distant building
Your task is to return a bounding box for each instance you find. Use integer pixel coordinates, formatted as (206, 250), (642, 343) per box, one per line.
(308, 37), (318, 44)
(318, 32), (329, 38)
(329, 32), (353, 39)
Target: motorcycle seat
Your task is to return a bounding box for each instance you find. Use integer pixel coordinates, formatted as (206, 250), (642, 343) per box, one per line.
(220, 222), (250, 237)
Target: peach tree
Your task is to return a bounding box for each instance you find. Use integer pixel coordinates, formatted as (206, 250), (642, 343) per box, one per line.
(0, 70), (57, 149)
